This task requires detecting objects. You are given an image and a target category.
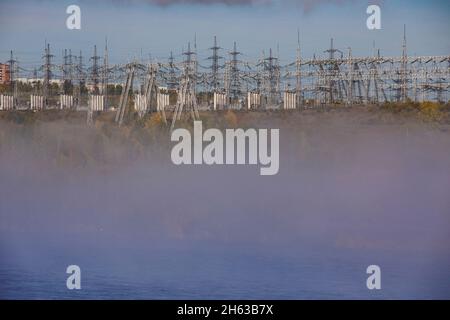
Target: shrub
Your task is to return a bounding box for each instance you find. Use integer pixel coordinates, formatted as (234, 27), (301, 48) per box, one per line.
(224, 109), (238, 127)
(419, 101), (443, 122)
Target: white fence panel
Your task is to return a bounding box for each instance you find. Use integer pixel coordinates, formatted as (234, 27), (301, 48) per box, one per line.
(283, 92), (297, 110)
(157, 93), (169, 111)
(213, 93), (227, 111)
(60, 95), (74, 109)
(89, 95), (104, 112)
(247, 92), (261, 110)
(30, 95), (44, 110)
(134, 94), (147, 113)
(0, 95), (14, 110)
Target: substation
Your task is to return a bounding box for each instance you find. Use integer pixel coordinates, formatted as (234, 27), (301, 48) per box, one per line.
(1, 30), (449, 128)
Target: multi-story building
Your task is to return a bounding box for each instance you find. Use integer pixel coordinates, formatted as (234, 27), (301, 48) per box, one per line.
(0, 63), (11, 85)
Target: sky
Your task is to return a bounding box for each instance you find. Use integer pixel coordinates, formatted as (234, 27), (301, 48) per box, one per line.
(0, 0), (449, 73)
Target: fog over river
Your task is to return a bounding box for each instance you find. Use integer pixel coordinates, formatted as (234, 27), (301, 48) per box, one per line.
(1, 109), (449, 298)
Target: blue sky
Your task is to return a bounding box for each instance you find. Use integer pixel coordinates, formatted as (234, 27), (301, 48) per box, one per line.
(0, 0), (449, 70)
